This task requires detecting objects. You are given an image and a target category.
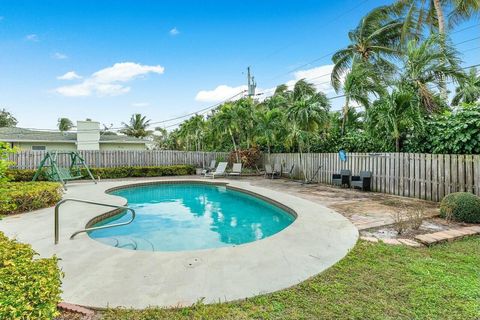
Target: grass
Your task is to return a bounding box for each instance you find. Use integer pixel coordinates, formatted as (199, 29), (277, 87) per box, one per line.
(102, 237), (480, 320)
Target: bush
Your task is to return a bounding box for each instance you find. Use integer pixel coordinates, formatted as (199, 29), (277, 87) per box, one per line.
(0, 182), (63, 215)
(7, 165), (196, 182)
(228, 148), (262, 168)
(440, 192), (480, 223)
(0, 232), (62, 319)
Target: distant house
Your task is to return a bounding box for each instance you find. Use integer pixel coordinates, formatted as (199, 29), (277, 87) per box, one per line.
(0, 120), (148, 151)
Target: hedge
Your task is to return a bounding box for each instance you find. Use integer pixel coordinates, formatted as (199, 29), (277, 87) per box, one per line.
(0, 182), (63, 215)
(7, 165), (196, 182)
(0, 232), (62, 319)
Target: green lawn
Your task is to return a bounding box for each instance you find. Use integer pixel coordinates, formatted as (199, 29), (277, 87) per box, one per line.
(103, 237), (480, 320)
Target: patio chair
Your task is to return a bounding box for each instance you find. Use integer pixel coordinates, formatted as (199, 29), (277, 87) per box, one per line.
(264, 164), (281, 179)
(351, 171), (372, 191)
(201, 159), (216, 175)
(332, 169), (351, 188)
(204, 162), (228, 179)
(273, 163), (282, 179)
(228, 163), (242, 177)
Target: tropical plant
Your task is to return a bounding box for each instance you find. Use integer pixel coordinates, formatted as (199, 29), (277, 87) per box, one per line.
(452, 67), (480, 105)
(400, 35), (463, 112)
(367, 88), (423, 152)
(340, 62), (386, 134)
(120, 113), (152, 138)
(331, 6), (403, 91)
(0, 142), (16, 183)
(285, 80), (330, 180)
(57, 117), (74, 132)
(0, 108), (18, 127)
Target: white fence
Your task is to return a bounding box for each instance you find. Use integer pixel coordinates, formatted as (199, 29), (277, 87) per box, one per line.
(9, 150), (229, 170)
(264, 153), (480, 202)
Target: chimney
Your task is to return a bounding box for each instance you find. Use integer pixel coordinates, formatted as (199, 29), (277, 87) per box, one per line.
(76, 120), (100, 150)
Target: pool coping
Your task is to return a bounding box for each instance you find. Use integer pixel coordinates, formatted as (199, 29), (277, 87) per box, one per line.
(0, 177), (358, 309)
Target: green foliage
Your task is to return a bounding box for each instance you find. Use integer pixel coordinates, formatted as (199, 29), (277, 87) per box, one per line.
(440, 192), (480, 223)
(0, 142), (16, 183)
(428, 103), (480, 154)
(0, 182), (62, 215)
(57, 117), (74, 132)
(0, 108), (18, 127)
(7, 165), (196, 182)
(120, 114), (152, 138)
(103, 238), (480, 320)
(0, 232), (62, 319)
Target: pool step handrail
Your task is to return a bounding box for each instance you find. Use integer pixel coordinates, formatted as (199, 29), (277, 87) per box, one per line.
(54, 198), (136, 244)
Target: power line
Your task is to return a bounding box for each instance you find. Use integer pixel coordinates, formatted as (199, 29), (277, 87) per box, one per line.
(251, 0), (371, 68)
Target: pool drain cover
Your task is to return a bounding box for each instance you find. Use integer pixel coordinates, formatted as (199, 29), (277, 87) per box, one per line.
(184, 257), (202, 268)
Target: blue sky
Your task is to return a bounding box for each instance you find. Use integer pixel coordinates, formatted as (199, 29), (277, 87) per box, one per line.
(0, 0), (479, 130)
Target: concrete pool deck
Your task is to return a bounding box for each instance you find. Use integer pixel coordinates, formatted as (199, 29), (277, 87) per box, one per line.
(0, 177), (358, 309)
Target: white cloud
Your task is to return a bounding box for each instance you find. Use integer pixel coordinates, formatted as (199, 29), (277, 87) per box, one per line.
(25, 34), (39, 42)
(53, 52), (68, 60)
(54, 62), (165, 97)
(57, 71), (82, 80)
(132, 102), (150, 107)
(195, 85), (247, 103)
(169, 27), (180, 36)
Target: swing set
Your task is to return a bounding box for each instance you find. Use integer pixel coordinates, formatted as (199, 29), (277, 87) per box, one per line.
(32, 151), (97, 189)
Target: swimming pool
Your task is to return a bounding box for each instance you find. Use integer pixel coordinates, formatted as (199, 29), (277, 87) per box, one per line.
(89, 183), (295, 251)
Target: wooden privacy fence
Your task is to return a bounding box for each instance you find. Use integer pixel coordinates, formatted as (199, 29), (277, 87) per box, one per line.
(264, 153), (480, 202)
(9, 150), (229, 170)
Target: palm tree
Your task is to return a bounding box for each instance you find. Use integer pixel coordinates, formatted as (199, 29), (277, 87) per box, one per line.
(212, 102), (241, 161)
(393, 0), (480, 37)
(452, 68), (480, 105)
(120, 114), (152, 138)
(254, 107), (282, 154)
(331, 6), (403, 91)
(367, 88), (423, 152)
(57, 118), (74, 132)
(340, 63), (386, 134)
(400, 35), (464, 112)
(285, 80), (330, 181)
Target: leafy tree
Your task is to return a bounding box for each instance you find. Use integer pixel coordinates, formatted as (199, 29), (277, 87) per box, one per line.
(120, 114), (152, 138)
(0, 109), (18, 127)
(415, 103), (480, 154)
(57, 117), (73, 132)
(452, 67), (480, 105)
(0, 142), (16, 183)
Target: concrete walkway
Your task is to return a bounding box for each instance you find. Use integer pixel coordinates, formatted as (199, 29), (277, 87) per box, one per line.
(0, 177), (358, 309)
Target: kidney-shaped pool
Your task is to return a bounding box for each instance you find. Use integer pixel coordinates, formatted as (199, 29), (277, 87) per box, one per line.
(89, 183), (296, 252)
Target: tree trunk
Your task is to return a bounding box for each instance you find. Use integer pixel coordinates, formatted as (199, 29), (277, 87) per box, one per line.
(341, 96), (350, 136)
(229, 128), (240, 162)
(432, 0), (445, 35)
(433, 0), (447, 99)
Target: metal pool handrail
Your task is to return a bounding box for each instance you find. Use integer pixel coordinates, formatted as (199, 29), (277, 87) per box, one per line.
(54, 198), (136, 244)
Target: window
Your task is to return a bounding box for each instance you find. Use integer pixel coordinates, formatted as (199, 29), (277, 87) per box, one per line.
(31, 145), (46, 151)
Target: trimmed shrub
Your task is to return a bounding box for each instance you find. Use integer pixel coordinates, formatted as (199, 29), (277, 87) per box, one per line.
(0, 182), (63, 215)
(0, 232), (62, 319)
(7, 165), (196, 182)
(440, 192), (480, 223)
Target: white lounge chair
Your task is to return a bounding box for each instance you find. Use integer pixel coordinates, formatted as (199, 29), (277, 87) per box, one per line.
(228, 163), (242, 177)
(205, 162), (227, 179)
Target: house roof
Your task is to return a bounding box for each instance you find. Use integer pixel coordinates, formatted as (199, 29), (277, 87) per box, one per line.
(0, 127), (147, 144)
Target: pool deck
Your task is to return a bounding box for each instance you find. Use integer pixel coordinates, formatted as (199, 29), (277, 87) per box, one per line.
(0, 177), (358, 309)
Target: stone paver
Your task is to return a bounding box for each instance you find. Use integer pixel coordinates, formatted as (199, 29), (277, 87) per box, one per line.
(398, 238), (423, 247)
(415, 226), (480, 246)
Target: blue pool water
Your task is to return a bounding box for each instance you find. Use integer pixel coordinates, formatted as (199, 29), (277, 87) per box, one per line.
(89, 183), (295, 252)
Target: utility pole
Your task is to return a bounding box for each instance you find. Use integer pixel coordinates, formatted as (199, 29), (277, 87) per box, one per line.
(247, 66), (256, 97)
